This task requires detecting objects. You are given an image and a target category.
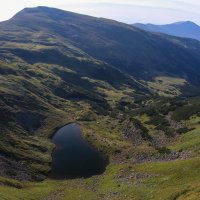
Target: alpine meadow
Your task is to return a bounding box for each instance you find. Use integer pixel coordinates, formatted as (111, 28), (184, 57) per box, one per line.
(1, 5), (200, 200)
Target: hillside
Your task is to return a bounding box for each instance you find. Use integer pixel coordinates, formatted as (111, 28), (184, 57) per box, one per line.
(134, 21), (200, 41)
(1, 6), (200, 200)
(2, 7), (200, 87)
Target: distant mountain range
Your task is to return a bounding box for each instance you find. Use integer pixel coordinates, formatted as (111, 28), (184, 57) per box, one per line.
(134, 21), (200, 41)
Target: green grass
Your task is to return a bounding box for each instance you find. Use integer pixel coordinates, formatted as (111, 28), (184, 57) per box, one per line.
(0, 177), (24, 189)
(0, 180), (64, 200)
(2, 158), (200, 200)
(169, 127), (200, 154)
(131, 158), (200, 200)
(1, 6), (200, 200)
(1, 104), (200, 199)
(147, 76), (186, 97)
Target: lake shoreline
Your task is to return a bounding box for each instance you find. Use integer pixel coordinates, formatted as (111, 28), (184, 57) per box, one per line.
(49, 123), (109, 179)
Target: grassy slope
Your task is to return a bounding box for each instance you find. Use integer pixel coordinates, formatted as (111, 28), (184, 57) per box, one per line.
(0, 29), (143, 178)
(3, 6), (200, 87)
(1, 97), (200, 199)
(1, 7), (200, 200)
(1, 59), (200, 198)
(1, 159), (200, 200)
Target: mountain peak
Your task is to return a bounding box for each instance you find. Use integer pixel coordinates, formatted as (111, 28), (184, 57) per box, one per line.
(12, 6), (79, 21)
(18, 6), (67, 14)
(172, 21), (198, 26)
(134, 21), (200, 41)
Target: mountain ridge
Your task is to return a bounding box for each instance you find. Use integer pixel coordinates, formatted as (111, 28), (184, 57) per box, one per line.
(134, 21), (200, 41)
(1, 6), (200, 199)
(2, 7), (200, 87)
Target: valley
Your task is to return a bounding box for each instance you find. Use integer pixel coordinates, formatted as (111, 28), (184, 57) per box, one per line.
(1, 6), (200, 200)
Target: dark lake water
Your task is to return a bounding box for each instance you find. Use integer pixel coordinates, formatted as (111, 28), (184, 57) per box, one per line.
(50, 123), (108, 179)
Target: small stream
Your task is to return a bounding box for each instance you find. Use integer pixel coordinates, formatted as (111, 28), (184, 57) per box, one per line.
(50, 123), (108, 179)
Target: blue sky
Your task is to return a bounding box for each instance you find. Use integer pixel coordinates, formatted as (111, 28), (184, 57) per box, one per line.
(1, 0), (200, 24)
